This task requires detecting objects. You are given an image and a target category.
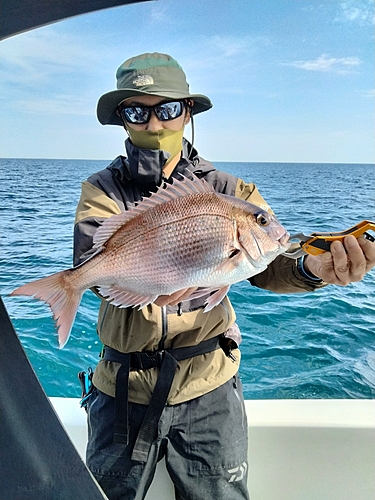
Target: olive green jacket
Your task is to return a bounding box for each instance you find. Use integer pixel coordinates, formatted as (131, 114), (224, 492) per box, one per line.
(74, 140), (325, 404)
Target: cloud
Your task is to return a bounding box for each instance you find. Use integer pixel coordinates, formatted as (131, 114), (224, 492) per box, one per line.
(337, 0), (375, 25)
(281, 54), (361, 74)
(361, 89), (375, 97)
(0, 26), (106, 86)
(14, 95), (94, 116)
(182, 34), (271, 77)
(177, 34), (271, 97)
(180, 35), (250, 73)
(206, 35), (252, 58)
(150, 4), (173, 23)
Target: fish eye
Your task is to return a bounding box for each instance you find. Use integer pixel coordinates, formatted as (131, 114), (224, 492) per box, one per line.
(256, 213), (270, 227)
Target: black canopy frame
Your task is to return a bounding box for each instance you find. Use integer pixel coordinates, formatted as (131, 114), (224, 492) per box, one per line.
(0, 0), (152, 40)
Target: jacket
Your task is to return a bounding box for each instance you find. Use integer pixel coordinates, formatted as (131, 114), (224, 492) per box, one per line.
(74, 139), (326, 405)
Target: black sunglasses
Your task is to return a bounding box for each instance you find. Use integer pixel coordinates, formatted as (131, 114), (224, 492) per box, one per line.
(118, 100), (186, 125)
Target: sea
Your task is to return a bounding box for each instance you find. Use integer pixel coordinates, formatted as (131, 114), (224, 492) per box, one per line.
(1, 158), (374, 400)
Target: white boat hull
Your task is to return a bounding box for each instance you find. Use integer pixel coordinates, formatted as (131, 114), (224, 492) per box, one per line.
(50, 397), (375, 500)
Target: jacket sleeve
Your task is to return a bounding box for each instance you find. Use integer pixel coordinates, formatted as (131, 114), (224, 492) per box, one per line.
(73, 180), (121, 266)
(235, 178), (327, 293)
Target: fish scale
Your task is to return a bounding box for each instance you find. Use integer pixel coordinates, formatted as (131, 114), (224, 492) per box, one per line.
(98, 193), (236, 289)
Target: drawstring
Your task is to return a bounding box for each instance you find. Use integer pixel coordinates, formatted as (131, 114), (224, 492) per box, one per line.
(188, 114), (195, 159)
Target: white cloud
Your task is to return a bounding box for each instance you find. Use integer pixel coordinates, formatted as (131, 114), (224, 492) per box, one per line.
(281, 54), (361, 74)
(150, 4), (173, 23)
(361, 89), (375, 97)
(14, 95), (94, 116)
(206, 35), (251, 58)
(0, 26), (106, 86)
(184, 34), (271, 68)
(338, 0), (375, 25)
(176, 34), (271, 98)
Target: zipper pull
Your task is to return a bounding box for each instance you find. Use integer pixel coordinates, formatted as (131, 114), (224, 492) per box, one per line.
(177, 302), (183, 316)
(161, 174), (168, 189)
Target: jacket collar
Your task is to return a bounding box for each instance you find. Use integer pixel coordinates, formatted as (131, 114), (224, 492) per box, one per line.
(125, 138), (168, 185)
(107, 139), (215, 187)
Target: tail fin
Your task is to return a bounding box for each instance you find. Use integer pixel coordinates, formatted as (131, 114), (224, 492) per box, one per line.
(10, 271), (83, 348)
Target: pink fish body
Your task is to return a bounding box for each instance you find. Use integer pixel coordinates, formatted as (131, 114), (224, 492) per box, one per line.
(11, 174), (289, 347)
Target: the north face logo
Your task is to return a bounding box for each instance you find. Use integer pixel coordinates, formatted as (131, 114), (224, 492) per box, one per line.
(133, 75), (154, 86)
(228, 462), (248, 482)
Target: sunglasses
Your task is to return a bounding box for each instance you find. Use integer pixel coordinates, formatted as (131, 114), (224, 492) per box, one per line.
(118, 100), (186, 125)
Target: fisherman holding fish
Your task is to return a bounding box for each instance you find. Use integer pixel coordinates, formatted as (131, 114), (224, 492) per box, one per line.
(12, 53), (375, 500)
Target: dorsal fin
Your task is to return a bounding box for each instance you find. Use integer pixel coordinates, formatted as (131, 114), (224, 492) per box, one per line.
(92, 172), (214, 249)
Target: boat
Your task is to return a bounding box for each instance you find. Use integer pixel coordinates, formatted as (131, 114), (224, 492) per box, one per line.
(1, 1), (374, 499)
(51, 396), (375, 500)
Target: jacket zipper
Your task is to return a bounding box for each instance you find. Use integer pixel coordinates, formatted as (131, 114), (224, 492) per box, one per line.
(158, 305), (168, 350)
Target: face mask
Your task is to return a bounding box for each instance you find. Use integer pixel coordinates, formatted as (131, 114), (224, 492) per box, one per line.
(127, 127), (184, 166)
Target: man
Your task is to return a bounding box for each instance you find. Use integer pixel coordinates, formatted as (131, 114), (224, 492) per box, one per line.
(74, 52), (375, 500)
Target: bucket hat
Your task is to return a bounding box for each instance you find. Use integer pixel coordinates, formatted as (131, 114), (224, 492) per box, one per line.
(97, 52), (213, 126)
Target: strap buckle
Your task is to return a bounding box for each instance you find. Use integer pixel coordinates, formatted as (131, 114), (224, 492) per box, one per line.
(131, 349), (165, 370)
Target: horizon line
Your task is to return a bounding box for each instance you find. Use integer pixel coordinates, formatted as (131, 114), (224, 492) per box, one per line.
(1, 157), (374, 166)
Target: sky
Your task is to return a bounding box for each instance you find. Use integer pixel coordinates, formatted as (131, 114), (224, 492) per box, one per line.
(0, 0), (374, 163)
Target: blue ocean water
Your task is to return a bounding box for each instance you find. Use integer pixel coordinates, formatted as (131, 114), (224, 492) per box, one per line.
(1, 158), (374, 399)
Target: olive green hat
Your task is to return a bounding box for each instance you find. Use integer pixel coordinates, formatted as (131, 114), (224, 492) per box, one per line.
(97, 52), (213, 126)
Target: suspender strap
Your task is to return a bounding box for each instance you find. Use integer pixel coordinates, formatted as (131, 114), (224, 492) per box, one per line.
(113, 356), (130, 444)
(131, 351), (177, 462)
(103, 336), (221, 462)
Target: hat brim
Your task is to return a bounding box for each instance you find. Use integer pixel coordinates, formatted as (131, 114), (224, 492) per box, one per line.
(97, 89), (212, 126)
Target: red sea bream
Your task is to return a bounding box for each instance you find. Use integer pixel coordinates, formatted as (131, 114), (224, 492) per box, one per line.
(11, 174), (289, 347)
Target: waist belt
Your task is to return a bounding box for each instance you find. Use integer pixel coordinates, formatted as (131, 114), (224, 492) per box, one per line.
(103, 335), (222, 462)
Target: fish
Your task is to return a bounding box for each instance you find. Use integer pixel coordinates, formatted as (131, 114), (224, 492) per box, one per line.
(11, 173), (290, 347)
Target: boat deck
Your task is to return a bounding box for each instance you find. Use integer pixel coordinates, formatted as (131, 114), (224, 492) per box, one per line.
(51, 397), (375, 500)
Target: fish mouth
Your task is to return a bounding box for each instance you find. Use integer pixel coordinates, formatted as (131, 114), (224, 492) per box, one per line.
(264, 229), (291, 262)
(279, 231), (291, 250)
